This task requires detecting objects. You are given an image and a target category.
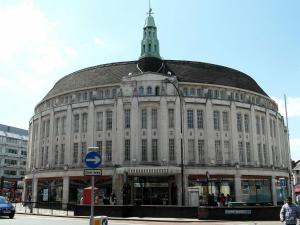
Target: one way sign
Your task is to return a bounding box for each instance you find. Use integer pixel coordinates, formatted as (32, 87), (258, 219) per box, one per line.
(85, 151), (101, 169)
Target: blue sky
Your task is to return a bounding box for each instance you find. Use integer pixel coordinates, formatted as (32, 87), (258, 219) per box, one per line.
(0, 0), (299, 160)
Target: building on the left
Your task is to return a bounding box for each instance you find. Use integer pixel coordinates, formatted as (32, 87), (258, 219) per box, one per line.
(0, 124), (28, 200)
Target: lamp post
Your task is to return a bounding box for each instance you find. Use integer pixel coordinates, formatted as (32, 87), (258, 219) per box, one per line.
(164, 78), (185, 206)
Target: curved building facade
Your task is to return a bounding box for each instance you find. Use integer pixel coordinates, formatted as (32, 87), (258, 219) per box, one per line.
(24, 9), (291, 206)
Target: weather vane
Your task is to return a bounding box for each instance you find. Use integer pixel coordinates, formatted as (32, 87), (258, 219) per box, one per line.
(147, 0), (153, 15)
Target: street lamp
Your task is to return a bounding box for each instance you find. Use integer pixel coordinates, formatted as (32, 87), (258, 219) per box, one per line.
(164, 78), (185, 206)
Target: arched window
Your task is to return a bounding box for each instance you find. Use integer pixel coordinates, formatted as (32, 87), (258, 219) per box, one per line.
(155, 86), (160, 96)
(148, 43), (151, 52)
(147, 86), (152, 95)
(143, 44), (145, 53)
(139, 86), (144, 96)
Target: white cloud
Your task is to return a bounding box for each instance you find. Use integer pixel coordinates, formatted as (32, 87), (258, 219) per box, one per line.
(272, 96), (300, 118)
(290, 138), (300, 161)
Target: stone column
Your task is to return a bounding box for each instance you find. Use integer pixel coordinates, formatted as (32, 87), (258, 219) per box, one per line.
(230, 102), (239, 164)
(175, 97), (181, 165)
(116, 98), (124, 165)
(87, 101), (95, 147)
(234, 174), (242, 202)
(62, 175), (70, 208)
(48, 109), (54, 166)
(131, 97), (139, 162)
(250, 105), (258, 166)
(35, 114), (42, 168)
(206, 99), (215, 164)
(176, 174), (182, 206)
(32, 176), (38, 203)
(160, 97), (168, 162)
(271, 175), (277, 206)
(65, 105), (72, 165)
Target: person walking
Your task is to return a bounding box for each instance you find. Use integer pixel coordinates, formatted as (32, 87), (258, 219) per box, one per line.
(280, 196), (300, 225)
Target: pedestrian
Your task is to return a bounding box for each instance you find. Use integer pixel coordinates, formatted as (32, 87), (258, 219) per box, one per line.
(280, 196), (300, 225)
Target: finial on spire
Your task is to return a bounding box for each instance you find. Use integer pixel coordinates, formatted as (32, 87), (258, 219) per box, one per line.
(147, 0), (153, 16)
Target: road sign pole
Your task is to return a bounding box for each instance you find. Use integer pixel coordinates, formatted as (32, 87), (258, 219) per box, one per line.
(90, 175), (95, 225)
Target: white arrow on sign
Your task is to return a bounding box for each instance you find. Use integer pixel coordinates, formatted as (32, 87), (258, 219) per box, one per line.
(86, 156), (101, 164)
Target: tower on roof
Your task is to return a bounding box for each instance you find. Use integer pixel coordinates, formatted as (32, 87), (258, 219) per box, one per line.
(140, 4), (161, 59)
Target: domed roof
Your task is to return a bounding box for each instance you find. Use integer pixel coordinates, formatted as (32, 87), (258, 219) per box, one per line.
(43, 60), (268, 101)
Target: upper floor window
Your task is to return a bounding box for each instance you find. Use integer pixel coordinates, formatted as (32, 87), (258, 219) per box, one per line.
(183, 88), (188, 96)
(73, 114), (79, 133)
(187, 110), (194, 129)
(124, 109), (131, 129)
(237, 113), (242, 132)
(151, 109), (158, 129)
(82, 113), (88, 132)
(168, 109), (175, 129)
(213, 111), (220, 130)
(105, 141), (112, 162)
(141, 109), (147, 129)
(147, 86), (152, 95)
(55, 117), (60, 136)
(124, 139), (130, 161)
(61, 116), (66, 135)
(261, 117), (266, 135)
(155, 86), (160, 96)
(96, 112), (103, 131)
(197, 110), (204, 129)
(6, 149), (17, 154)
(188, 139), (195, 163)
(104, 89), (110, 98)
(197, 88), (203, 97)
(190, 88), (195, 96)
(214, 90), (219, 99)
(112, 89), (117, 98)
(244, 114), (249, 133)
(256, 116), (261, 134)
(139, 86), (144, 96)
(169, 139), (175, 161)
(106, 111), (113, 130)
(222, 111), (229, 131)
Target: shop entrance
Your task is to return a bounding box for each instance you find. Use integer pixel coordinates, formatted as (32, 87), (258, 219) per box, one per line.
(128, 176), (177, 205)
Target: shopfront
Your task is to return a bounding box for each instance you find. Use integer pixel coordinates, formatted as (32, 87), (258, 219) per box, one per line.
(241, 176), (272, 205)
(69, 176), (112, 204)
(276, 177), (288, 205)
(37, 178), (63, 202)
(188, 175), (235, 206)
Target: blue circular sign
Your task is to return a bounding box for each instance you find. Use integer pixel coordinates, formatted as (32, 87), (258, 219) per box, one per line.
(85, 151), (101, 168)
(102, 218), (108, 225)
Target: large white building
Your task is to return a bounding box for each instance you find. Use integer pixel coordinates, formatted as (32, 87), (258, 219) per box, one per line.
(24, 8), (291, 206)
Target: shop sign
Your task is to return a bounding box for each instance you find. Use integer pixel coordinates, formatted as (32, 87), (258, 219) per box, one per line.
(225, 209), (251, 215)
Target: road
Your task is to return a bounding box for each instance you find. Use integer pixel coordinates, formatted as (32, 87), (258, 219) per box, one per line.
(0, 214), (284, 225)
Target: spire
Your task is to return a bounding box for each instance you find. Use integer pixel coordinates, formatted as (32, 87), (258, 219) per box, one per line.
(140, 3), (161, 59)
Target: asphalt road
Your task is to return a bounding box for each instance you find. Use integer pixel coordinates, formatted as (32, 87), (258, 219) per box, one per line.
(0, 214), (285, 225)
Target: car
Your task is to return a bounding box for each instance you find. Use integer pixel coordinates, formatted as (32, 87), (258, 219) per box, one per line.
(0, 196), (15, 219)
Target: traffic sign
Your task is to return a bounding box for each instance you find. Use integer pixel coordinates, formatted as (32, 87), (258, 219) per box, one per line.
(85, 151), (101, 169)
(84, 169), (102, 176)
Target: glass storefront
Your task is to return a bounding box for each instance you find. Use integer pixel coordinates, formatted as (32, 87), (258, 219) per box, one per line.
(188, 175), (235, 206)
(69, 176), (112, 204)
(125, 176), (177, 205)
(37, 178), (63, 202)
(241, 178), (272, 205)
(276, 177), (288, 205)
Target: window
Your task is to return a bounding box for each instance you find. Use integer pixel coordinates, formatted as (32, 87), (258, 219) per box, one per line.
(197, 88), (203, 97)
(124, 109), (131, 129)
(4, 159), (17, 165)
(74, 114), (79, 133)
(263, 144), (267, 165)
(258, 143), (263, 165)
(222, 111), (229, 131)
(61, 116), (66, 135)
(105, 141), (112, 162)
(147, 86), (152, 95)
(198, 140), (205, 163)
(125, 139), (130, 161)
(141, 109), (147, 129)
(215, 140), (222, 164)
(152, 139), (158, 161)
(168, 109), (175, 129)
(190, 88), (195, 96)
(96, 141), (103, 157)
(151, 109), (157, 129)
(55, 145), (59, 165)
(224, 141), (231, 164)
(269, 119), (273, 137)
(82, 113), (88, 132)
(81, 142), (87, 163)
(197, 110), (204, 129)
(246, 142), (251, 163)
(73, 143), (78, 164)
(106, 111), (112, 130)
(237, 113), (242, 132)
(261, 117), (265, 135)
(45, 146), (48, 166)
(142, 139), (147, 161)
(169, 139), (175, 161)
(96, 112), (103, 131)
(213, 111), (220, 130)
(155, 86), (160, 96)
(41, 147), (44, 167)
(207, 89), (212, 98)
(188, 139), (195, 163)
(6, 149), (17, 154)
(46, 119), (50, 137)
(104, 89), (110, 98)
(214, 90), (219, 99)
(273, 120), (276, 138)
(187, 110), (194, 129)
(139, 87), (144, 96)
(55, 117), (60, 136)
(60, 144), (65, 165)
(238, 141), (245, 164)
(183, 88), (188, 96)
(256, 116), (261, 134)
(244, 114), (249, 133)
(112, 89), (117, 98)
(21, 150), (27, 156)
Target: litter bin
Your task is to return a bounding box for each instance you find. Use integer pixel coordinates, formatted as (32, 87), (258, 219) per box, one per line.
(93, 216), (108, 225)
